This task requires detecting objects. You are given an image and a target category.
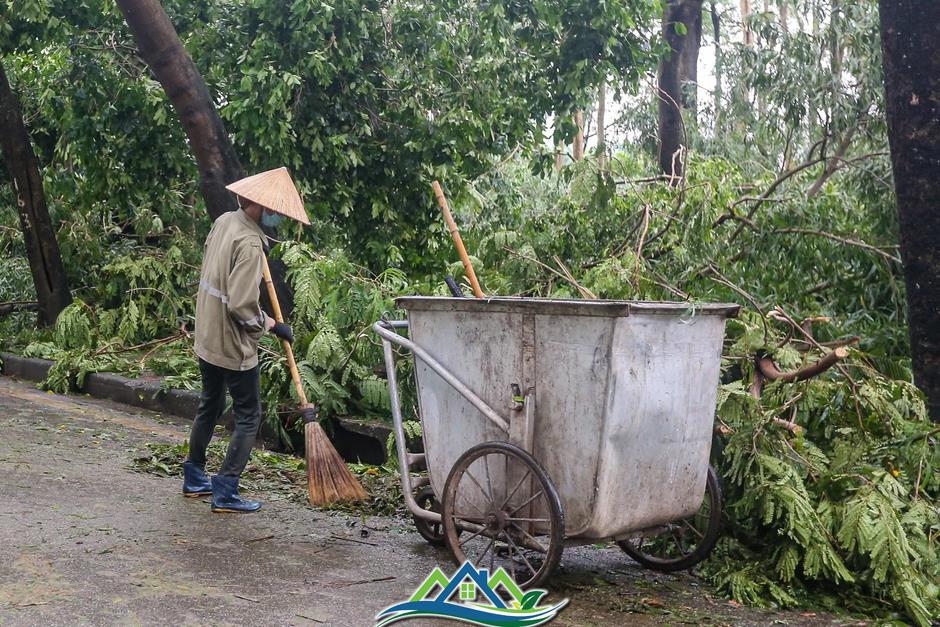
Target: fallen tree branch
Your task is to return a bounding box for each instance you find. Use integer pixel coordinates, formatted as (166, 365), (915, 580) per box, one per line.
(0, 299), (38, 307)
(792, 336), (860, 352)
(647, 271), (690, 300)
(614, 174), (673, 185)
(726, 156), (829, 242)
(504, 246), (596, 299)
(0, 300), (38, 316)
(773, 227), (901, 264)
(552, 255), (597, 299)
(807, 123), (860, 198)
(702, 263), (767, 343)
(635, 204), (651, 269)
(756, 347), (849, 383)
(93, 328), (188, 358)
(773, 418), (804, 434)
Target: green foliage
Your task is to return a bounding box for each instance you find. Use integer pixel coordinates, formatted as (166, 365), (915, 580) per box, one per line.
(267, 242), (420, 427)
(0, 210), (38, 344)
(385, 419), (422, 470)
(4, 0), (658, 271)
(15, 242), (200, 393)
(52, 299), (93, 349)
(706, 313), (940, 624)
(97, 244), (197, 343)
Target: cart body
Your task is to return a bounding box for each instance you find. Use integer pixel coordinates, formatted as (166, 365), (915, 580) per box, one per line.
(397, 297), (738, 541)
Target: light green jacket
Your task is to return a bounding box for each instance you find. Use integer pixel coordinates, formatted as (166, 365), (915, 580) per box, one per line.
(194, 209), (270, 371)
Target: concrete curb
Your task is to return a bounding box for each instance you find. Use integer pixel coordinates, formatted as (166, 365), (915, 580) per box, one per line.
(0, 352), (53, 381)
(0, 352), (392, 463)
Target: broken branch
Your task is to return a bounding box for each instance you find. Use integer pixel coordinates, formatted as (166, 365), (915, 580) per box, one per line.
(756, 347), (849, 383)
(504, 246), (597, 299)
(773, 227), (901, 264)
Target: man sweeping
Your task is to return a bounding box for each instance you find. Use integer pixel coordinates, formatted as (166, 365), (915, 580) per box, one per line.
(182, 167), (311, 513)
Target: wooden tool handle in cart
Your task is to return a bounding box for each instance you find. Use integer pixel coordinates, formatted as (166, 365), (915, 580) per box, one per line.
(431, 180), (484, 299)
(261, 255), (308, 406)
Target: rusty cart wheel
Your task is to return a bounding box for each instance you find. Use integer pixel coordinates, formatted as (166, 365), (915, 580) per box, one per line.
(441, 441), (564, 589)
(617, 465), (722, 572)
(413, 486), (447, 546)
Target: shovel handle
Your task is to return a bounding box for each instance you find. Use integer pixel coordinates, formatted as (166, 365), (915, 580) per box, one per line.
(432, 180), (484, 299)
(261, 255), (309, 406)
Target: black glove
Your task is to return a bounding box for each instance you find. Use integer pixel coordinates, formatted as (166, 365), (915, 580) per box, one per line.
(270, 321), (294, 344)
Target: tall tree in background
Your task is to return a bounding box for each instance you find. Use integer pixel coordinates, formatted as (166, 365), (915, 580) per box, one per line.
(573, 111), (585, 161)
(657, 0), (703, 180)
(879, 1), (940, 421)
(711, 2), (723, 119)
(596, 81), (607, 169)
(0, 58), (72, 326)
(115, 0), (243, 221)
(678, 1), (703, 110)
(740, 0), (754, 45)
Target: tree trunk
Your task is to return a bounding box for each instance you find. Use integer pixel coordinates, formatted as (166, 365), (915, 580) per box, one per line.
(740, 0), (754, 45)
(115, 0), (243, 221)
(596, 81), (607, 169)
(830, 0), (842, 87)
(573, 111), (585, 161)
(554, 139), (565, 172)
(658, 0), (703, 180)
(778, 0), (789, 32)
(712, 3), (723, 123)
(879, 0), (940, 421)
(0, 58), (72, 327)
(678, 2), (703, 111)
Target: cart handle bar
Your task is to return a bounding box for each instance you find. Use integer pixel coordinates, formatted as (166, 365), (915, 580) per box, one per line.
(373, 321), (511, 434)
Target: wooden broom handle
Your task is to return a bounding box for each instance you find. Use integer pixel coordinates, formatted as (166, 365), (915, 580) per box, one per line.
(261, 255), (309, 406)
(431, 180), (484, 298)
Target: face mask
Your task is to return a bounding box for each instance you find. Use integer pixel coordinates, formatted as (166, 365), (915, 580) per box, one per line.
(261, 209), (285, 228)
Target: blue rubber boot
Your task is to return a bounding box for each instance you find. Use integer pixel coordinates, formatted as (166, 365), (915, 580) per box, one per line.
(182, 461), (212, 497)
(211, 475), (262, 513)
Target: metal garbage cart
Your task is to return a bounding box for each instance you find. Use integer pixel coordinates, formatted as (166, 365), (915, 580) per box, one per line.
(373, 296), (739, 588)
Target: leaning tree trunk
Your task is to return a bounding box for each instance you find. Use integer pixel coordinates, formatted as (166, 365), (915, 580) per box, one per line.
(115, 0), (242, 221)
(0, 58), (71, 326)
(879, 1), (940, 421)
(116, 0), (294, 318)
(657, 0), (703, 180)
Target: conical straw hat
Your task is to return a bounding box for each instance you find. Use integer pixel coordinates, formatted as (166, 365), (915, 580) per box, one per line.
(226, 167), (310, 225)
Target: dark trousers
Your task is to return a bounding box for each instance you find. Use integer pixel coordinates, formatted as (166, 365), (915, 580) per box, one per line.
(187, 358), (262, 478)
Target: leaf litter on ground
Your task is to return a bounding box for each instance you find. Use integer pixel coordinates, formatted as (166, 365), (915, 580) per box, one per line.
(129, 440), (408, 518)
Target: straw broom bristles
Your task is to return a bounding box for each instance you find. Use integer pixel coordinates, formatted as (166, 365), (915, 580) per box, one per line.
(305, 418), (368, 505)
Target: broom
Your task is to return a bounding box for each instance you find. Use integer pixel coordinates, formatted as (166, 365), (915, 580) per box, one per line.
(260, 256), (367, 505)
